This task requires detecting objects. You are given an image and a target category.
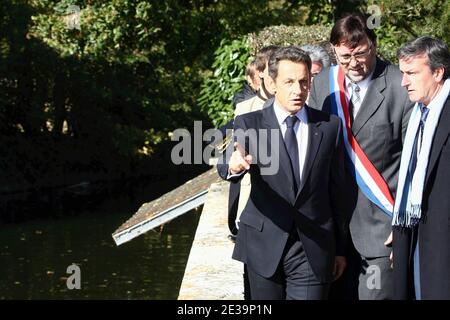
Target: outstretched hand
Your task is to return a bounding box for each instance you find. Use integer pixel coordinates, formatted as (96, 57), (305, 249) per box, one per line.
(229, 142), (252, 174)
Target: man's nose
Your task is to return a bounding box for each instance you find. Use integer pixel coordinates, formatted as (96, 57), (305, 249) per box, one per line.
(349, 57), (359, 67)
(401, 74), (409, 88)
(292, 81), (302, 94)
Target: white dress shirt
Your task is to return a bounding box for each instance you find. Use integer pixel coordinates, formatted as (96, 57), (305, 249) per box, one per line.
(273, 101), (309, 180)
(345, 68), (375, 118)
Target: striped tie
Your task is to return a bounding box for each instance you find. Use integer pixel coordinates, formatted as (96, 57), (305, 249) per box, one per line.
(408, 104), (430, 176)
(348, 82), (361, 125)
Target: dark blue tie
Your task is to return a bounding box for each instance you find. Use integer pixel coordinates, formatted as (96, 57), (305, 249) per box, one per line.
(409, 104), (429, 298)
(399, 104), (430, 227)
(408, 105), (430, 177)
(284, 115), (300, 193)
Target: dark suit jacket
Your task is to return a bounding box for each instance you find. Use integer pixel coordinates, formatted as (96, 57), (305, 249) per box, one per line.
(232, 82), (257, 109)
(308, 58), (414, 258)
(217, 104), (349, 283)
(393, 96), (450, 299)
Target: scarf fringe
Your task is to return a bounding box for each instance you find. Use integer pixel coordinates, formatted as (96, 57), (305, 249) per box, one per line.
(393, 204), (422, 228)
(392, 80), (450, 229)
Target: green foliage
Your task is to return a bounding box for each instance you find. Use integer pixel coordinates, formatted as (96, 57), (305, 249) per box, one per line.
(297, 0), (335, 25)
(366, 0), (450, 62)
(248, 24), (332, 54)
(199, 24), (333, 127)
(198, 37), (251, 127)
(1, 0), (318, 191)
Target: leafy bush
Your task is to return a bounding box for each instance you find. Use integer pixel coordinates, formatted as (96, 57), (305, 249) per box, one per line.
(248, 24), (332, 54)
(198, 37), (251, 127)
(0, 0), (327, 191)
(199, 25), (333, 126)
(367, 0), (450, 63)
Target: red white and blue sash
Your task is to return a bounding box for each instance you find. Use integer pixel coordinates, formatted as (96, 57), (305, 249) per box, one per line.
(329, 66), (393, 217)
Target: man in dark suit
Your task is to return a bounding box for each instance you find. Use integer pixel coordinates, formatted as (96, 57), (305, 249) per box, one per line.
(308, 14), (413, 299)
(393, 36), (450, 300)
(217, 46), (348, 300)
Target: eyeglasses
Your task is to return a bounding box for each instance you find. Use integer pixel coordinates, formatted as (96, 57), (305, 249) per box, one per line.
(334, 46), (373, 65)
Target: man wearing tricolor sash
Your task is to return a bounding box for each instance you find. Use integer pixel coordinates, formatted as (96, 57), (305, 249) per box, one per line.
(309, 14), (414, 300)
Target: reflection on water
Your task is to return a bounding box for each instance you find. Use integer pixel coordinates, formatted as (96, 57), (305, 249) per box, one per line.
(0, 186), (201, 299)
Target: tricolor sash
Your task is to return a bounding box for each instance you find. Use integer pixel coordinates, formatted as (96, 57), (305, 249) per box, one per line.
(329, 65), (394, 217)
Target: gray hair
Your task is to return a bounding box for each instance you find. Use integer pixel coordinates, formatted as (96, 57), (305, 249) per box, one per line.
(397, 36), (450, 80)
(300, 44), (331, 68)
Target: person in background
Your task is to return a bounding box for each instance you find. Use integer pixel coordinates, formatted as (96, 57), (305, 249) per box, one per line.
(299, 44), (331, 104)
(245, 60), (261, 92)
(300, 44), (331, 82)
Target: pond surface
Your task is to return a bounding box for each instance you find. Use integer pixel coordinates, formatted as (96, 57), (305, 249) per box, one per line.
(0, 178), (202, 299)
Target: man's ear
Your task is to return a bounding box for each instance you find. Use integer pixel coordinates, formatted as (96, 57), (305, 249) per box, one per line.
(433, 67), (445, 82)
(246, 75), (253, 85)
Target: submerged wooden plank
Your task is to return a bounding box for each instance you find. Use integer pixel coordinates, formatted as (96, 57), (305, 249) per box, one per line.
(112, 167), (222, 246)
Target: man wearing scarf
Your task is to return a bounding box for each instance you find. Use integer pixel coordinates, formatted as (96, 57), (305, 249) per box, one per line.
(393, 36), (450, 300)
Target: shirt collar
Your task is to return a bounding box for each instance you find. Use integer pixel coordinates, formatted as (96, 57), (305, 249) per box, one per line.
(345, 67), (375, 90)
(273, 100), (308, 127)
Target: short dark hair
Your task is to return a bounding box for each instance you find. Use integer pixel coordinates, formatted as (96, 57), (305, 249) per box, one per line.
(245, 60), (257, 79)
(397, 36), (450, 80)
(268, 46), (311, 80)
(330, 13), (377, 48)
(254, 45), (280, 72)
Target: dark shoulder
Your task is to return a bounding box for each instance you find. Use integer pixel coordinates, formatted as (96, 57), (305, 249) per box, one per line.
(233, 82), (256, 107)
(306, 105), (334, 121)
(306, 106), (341, 128)
(375, 58), (403, 83)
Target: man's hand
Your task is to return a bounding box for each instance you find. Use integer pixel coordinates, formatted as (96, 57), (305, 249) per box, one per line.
(229, 142), (252, 174)
(333, 256), (347, 281)
(384, 231), (393, 268)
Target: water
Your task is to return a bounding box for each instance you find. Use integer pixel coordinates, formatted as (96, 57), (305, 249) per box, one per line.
(0, 178), (202, 300)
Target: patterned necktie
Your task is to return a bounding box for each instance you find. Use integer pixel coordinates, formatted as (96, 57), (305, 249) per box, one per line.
(408, 104), (430, 177)
(284, 115), (300, 193)
(348, 82), (361, 125)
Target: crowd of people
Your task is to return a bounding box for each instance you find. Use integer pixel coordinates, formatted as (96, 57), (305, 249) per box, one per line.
(216, 13), (450, 300)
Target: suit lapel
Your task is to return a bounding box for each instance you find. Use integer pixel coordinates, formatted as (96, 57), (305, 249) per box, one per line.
(425, 97), (450, 186)
(296, 106), (323, 199)
(352, 59), (387, 137)
(261, 105), (296, 203)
